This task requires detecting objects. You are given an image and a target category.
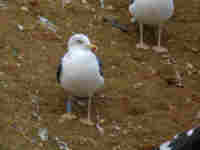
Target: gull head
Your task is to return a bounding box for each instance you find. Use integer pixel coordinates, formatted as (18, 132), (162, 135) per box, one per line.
(68, 34), (97, 52)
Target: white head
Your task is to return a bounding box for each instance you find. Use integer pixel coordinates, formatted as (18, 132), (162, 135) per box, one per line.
(68, 34), (97, 52)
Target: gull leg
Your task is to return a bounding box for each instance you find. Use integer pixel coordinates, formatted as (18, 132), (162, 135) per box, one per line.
(153, 24), (168, 53)
(62, 0), (64, 8)
(136, 23), (150, 50)
(80, 95), (94, 126)
(59, 96), (77, 123)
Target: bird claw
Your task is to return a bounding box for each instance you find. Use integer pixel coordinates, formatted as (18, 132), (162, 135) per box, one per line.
(59, 113), (77, 123)
(153, 46), (168, 53)
(130, 17), (137, 23)
(80, 118), (94, 126)
(136, 43), (150, 50)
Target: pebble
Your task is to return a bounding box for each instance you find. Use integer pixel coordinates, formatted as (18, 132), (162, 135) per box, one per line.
(81, 0), (88, 4)
(198, 70), (200, 75)
(64, 0), (72, 4)
(20, 6), (29, 12)
(122, 129), (129, 135)
(91, 8), (96, 13)
(17, 24), (24, 31)
(133, 82), (144, 89)
(191, 47), (199, 53)
(105, 5), (114, 10)
(195, 111), (200, 119)
(0, 72), (5, 76)
(186, 62), (194, 70)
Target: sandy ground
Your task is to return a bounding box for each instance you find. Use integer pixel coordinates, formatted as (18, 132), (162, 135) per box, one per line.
(0, 0), (200, 150)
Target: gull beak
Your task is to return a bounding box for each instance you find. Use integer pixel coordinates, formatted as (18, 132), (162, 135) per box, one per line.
(88, 44), (98, 52)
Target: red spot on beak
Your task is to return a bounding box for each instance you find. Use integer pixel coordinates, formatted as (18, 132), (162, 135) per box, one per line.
(89, 44), (98, 52)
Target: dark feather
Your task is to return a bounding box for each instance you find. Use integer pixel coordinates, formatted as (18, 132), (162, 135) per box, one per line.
(96, 56), (103, 76)
(154, 127), (200, 150)
(129, 0), (135, 4)
(57, 63), (62, 83)
(168, 127), (200, 150)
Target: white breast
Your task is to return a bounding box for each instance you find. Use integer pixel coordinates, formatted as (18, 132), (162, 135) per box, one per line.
(134, 0), (174, 25)
(60, 50), (104, 97)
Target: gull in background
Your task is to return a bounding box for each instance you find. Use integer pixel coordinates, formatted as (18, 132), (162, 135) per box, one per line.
(57, 34), (104, 126)
(130, 0), (174, 52)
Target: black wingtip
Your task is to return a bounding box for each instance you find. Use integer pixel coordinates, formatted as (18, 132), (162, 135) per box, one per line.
(57, 63), (62, 84)
(96, 56), (103, 77)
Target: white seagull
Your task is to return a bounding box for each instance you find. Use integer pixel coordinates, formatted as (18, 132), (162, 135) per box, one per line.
(57, 34), (104, 126)
(129, 0), (174, 52)
(154, 126), (200, 150)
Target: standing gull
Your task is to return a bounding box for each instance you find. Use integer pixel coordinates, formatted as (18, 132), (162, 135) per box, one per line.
(130, 0), (174, 52)
(57, 34), (104, 126)
(153, 126), (200, 150)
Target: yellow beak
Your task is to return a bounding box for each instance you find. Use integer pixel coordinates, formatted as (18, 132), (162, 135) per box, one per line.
(88, 44), (98, 52)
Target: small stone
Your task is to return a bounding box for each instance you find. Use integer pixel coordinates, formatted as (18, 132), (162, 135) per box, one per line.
(196, 111), (200, 119)
(112, 145), (121, 150)
(41, 46), (47, 50)
(64, 0), (72, 4)
(185, 97), (192, 103)
(105, 5), (114, 10)
(191, 47), (199, 53)
(99, 119), (105, 124)
(133, 82), (143, 89)
(113, 125), (120, 131)
(21, 6), (29, 12)
(122, 129), (129, 135)
(80, 118), (94, 126)
(111, 65), (116, 69)
(81, 0), (88, 4)
(186, 62), (194, 70)
(0, 72), (5, 76)
(198, 70), (200, 75)
(16, 63), (21, 67)
(59, 113), (77, 123)
(17, 24), (24, 31)
(91, 8), (96, 12)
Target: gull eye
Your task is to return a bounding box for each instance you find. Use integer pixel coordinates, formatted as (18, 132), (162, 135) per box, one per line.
(77, 40), (84, 44)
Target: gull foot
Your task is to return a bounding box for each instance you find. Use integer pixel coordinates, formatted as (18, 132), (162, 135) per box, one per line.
(59, 113), (77, 123)
(152, 46), (168, 53)
(136, 43), (150, 50)
(130, 17), (137, 23)
(80, 118), (94, 126)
